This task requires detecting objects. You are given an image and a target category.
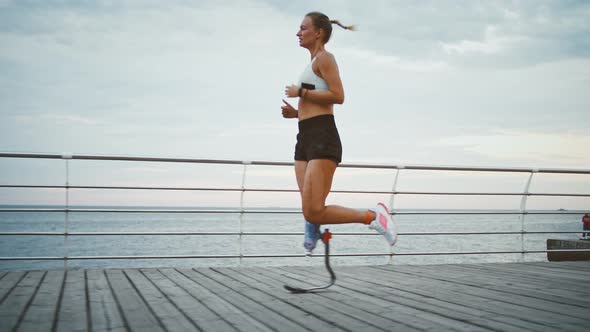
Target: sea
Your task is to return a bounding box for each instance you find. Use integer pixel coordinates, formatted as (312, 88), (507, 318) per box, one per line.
(0, 205), (586, 271)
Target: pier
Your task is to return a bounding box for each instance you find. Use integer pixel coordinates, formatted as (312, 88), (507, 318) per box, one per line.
(2, 261), (589, 331)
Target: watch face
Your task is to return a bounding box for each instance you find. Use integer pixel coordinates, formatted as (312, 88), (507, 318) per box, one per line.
(301, 83), (316, 90)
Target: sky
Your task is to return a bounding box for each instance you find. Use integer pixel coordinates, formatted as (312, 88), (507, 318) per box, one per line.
(1, 0), (589, 209)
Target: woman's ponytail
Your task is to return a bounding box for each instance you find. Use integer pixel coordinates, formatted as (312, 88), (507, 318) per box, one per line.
(330, 20), (356, 31)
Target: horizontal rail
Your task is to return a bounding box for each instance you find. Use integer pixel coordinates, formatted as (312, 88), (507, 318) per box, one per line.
(0, 185), (295, 193)
(2, 249), (590, 261)
(0, 231), (587, 236)
(2, 184), (590, 198)
(2, 152), (590, 174)
(0, 208), (585, 215)
(391, 249), (590, 256)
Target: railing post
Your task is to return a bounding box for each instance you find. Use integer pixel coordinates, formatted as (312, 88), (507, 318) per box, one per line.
(239, 161), (250, 265)
(62, 153), (73, 270)
(519, 169), (537, 262)
(388, 166), (402, 264)
(388, 166), (402, 211)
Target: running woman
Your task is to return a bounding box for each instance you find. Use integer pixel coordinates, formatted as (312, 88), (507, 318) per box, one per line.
(281, 12), (398, 248)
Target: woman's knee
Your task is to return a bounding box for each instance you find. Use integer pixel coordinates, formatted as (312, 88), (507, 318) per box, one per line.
(302, 204), (325, 224)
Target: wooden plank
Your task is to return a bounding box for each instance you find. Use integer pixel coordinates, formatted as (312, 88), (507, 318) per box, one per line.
(260, 266), (488, 332)
(54, 270), (88, 332)
(181, 268), (308, 332)
(523, 261), (590, 274)
(291, 265), (547, 332)
(388, 263), (588, 304)
(87, 269), (127, 332)
(0, 271), (26, 302)
(241, 266), (393, 331)
(206, 267), (386, 332)
(160, 268), (272, 332)
(421, 263), (584, 295)
(475, 264), (586, 305)
(365, 265), (587, 329)
(228, 266), (460, 332)
(393, 263), (590, 308)
(470, 263), (590, 287)
(280, 266), (539, 331)
(525, 261), (590, 272)
(510, 262), (590, 279)
(141, 269), (237, 332)
(454, 264), (590, 296)
(105, 269), (164, 332)
(18, 270), (65, 332)
(502, 261), (590, 277)
(219, 267), (358, 331)
(0, 271), (45, 332)
(124, 269), (198, 331)
(370, 264), (586, 329)
(364, 265), (569, 331)
(451, 263), (589, 295)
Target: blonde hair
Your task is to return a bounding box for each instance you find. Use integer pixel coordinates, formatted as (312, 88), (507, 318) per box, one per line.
(306, 12), (355, 43)
(330, 19), (356, 31)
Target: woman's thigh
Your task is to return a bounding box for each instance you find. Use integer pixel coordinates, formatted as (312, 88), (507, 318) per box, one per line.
(294, 160), (308, 197)
(301, 159), (337, 211)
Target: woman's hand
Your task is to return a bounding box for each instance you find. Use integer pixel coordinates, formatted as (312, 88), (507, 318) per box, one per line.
(284, 84), (299, 98)
(281, 99), (298, 118)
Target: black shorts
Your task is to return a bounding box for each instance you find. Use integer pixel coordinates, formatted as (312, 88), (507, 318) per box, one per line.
(294, 114), (342, 164)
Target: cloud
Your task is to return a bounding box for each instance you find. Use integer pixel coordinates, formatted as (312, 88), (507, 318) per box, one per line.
(313, 1), (590, 68)
(436, 129), (590, 167)
(440, 25), (525, 56)
(0, 0), (589, 168)
(339, 47), (449, 72)
(0, 0), (302, 155)
(14, 113), (99, 125)
(124, 167), (169, 174)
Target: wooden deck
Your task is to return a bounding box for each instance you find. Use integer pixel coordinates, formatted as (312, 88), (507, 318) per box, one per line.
(1, 261), (589, 331)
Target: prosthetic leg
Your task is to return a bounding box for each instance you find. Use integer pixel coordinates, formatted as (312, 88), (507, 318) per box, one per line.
(284, 229), (336, 293)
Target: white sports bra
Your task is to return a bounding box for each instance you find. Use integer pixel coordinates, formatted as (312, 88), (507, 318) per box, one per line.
(298, 57), (328, 91)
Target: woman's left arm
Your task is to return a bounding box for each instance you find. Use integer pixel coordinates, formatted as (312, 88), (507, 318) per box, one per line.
(285, 53), (344, 105)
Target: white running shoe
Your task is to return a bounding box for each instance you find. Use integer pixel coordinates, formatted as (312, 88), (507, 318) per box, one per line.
(369, 203), (398, 246)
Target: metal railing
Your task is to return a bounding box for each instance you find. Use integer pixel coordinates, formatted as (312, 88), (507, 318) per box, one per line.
(1, 152), (590, 268)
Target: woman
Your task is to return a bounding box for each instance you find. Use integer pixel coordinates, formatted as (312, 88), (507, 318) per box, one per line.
(281, 12), (397, 249)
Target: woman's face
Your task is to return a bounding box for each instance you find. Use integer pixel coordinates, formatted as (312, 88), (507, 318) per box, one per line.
(297, 16), (319, 48)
